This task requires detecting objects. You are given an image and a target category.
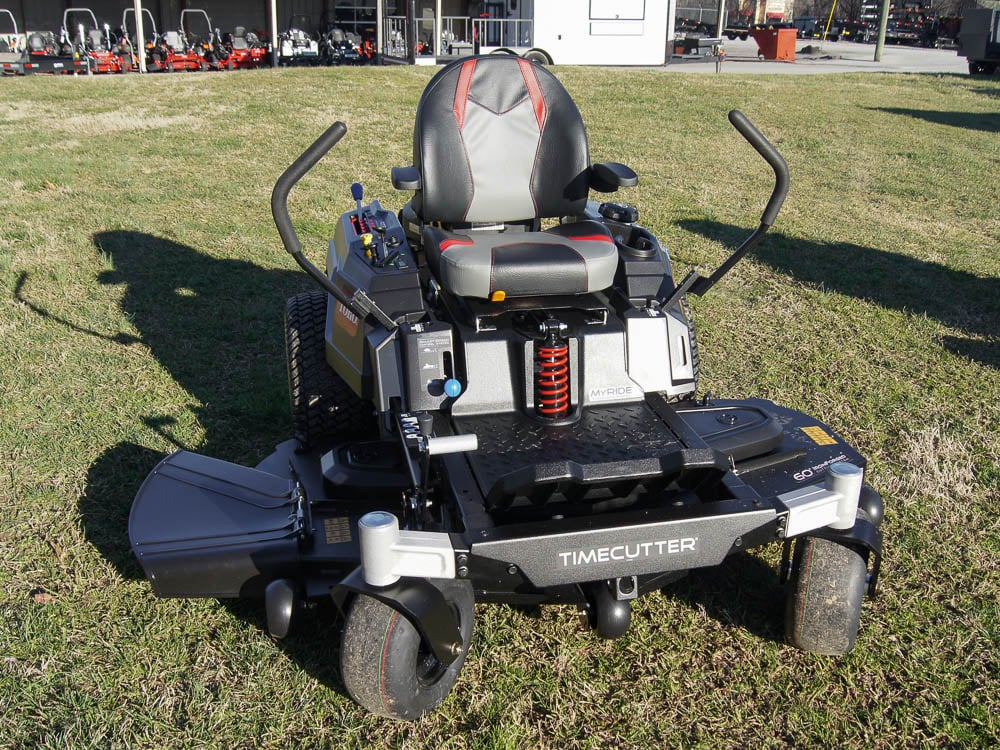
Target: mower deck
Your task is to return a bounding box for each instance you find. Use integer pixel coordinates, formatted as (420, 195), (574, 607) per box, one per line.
(131, 393), (875, 605)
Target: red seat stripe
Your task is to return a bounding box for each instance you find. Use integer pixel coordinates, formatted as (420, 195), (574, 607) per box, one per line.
(567, 234), (615, 243)
(440, 238), (476, 253)
(517, 58), (547, 130)
(453, 59), (477, 129)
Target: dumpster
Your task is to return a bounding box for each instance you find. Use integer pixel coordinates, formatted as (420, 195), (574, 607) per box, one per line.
(751, 27), (796, 61)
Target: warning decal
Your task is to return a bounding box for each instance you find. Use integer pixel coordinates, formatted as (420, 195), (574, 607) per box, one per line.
(324, 517), (353, 545)
(801, 426), (837, 446)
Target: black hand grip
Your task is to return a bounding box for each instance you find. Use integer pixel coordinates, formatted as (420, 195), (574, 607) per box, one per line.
(676, 111), (791, 299)
(269, 121), (375, 322)
(728, 110), (789, 227)
(271, 121), (347, 259)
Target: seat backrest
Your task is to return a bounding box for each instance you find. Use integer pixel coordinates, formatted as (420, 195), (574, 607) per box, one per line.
(411, 55), (590, 225)
(163, 30), (182, 50)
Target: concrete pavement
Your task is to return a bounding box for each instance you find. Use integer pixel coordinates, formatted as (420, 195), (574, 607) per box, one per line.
(662, 38), (971, 75)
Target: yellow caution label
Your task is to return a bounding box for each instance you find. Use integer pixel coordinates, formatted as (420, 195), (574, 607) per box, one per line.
(802, 426), (837, 446)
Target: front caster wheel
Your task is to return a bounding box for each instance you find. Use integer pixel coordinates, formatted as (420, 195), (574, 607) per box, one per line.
(340, 580), (474, 720)
(785, 535), (867, 655)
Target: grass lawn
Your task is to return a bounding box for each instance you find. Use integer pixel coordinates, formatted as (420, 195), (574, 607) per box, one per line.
(1, 66), (998, 748)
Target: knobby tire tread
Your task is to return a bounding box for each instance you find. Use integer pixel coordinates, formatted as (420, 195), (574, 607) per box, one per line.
(285, 290), (374, 447)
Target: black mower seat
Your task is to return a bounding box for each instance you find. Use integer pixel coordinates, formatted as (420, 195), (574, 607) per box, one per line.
(423, 220), (618, 299)
(395, 55), (636, 299)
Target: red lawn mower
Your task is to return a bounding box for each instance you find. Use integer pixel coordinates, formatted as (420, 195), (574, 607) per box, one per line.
(147, 11), (209, 72)
(63, 8), (130, 74)
(121, 6), (158, 73)
(214, 26), (268, 70)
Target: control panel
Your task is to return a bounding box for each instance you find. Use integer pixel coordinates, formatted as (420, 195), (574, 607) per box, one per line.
(400, 321), (458, 412)
(328, 183), (424, 322)
(326, 184), (426, 404)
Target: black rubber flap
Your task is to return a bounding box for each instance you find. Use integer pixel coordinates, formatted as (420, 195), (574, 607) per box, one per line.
(129, 451), (300, 597)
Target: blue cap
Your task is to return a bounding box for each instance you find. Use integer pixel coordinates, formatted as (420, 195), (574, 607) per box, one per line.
(444, 378), (462, 398)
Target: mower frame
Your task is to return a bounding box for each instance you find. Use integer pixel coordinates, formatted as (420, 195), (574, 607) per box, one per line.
(130, 59), (884, 719)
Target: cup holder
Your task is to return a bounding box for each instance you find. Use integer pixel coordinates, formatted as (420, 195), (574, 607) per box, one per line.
(613, 226), (660, 259)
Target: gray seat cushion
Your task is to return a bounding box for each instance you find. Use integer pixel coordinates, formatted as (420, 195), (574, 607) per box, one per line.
(424, 220), (618, 299)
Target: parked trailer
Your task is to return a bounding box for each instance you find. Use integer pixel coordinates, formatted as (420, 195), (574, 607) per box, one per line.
(22, 25), (92, 75)
(958, 7), (1000, 75)
(0, 8), (22, 75)
(477, 0), (672, 65)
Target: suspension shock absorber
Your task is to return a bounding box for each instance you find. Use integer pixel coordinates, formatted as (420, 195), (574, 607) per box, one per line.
(535, 320), (570, 419)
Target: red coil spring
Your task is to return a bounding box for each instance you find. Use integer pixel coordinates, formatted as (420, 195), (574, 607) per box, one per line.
(535, 341), (570, 419)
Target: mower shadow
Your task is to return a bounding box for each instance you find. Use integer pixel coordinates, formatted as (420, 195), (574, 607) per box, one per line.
(78, 231), (346, 693)
(972, 84), (1000, 99)
(78, 230), (305, 579)
(662, 552), (786, 645)
(89, 230), (304, 458)
(680, 220), (1000, 370)
(79, 441), (163, 581)
(871, 106), (1000, 133)
(223, 598), (350, 694)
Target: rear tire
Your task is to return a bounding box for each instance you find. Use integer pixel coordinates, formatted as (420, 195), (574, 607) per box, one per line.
(285, 290), (375, 448)
(523, 49), (550, 65)
(340, 580), (474, 720)
(785, 536), (867, 655)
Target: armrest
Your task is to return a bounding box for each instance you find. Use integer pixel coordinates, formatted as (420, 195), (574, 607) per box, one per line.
(589, 162), (638, 193)
(391, 166), (422, 191)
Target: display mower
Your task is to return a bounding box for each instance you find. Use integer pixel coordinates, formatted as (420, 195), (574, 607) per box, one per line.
(129, 56), (883, 720)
